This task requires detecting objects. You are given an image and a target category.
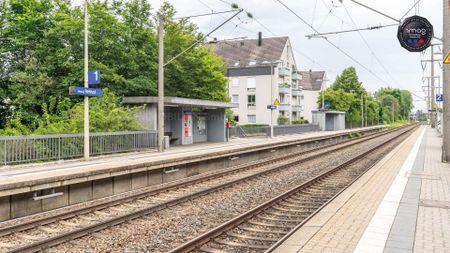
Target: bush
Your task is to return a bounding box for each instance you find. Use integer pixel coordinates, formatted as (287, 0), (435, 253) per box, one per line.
(291, 119), (310, 124)
(277, 116), (290, 125)
(239, 124), (269, 128)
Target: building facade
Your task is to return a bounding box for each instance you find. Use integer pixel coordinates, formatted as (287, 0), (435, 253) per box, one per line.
(299, 70), (326, 122)
(211, 36), (323, 125)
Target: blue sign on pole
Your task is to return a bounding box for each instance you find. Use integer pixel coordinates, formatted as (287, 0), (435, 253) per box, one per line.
(436, 94), (443, 102)
(324, 101), (330, 107)
(69, 86), (103, 97)
(88, 70), (100, 85)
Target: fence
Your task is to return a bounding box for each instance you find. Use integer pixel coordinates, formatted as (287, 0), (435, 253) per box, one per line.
(229, 124), (320, 138)
(0, 131), (157, 165)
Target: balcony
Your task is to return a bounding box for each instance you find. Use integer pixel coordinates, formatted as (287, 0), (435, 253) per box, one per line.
(278, 67), (291, 77)
(292, 72), (302, 80)
(278, 104), (290, 111)
(292, 105), (304, 112)
(292, 89), (302, 96)
(279, 84), (291, 94)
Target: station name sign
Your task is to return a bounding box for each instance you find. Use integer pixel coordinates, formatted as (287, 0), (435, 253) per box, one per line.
(69, 86), (103, 97)
(397, 15), (433, 52)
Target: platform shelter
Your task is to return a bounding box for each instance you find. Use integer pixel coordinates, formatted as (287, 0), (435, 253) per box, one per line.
(123, 96), (237, 145)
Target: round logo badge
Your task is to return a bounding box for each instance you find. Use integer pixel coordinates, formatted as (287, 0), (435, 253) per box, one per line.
(397, 16), (433, 52)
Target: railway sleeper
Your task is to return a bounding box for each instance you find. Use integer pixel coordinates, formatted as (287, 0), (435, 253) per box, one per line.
(214, 238), (271, 250)
(247, 220), (294, 229)
(226, 232), (280, 242)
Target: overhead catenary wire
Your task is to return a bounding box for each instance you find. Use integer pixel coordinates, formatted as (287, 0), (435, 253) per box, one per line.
(342, 3), (398, 85)
(208, 0), (337, 75)
(275, 0), (390, 86)
(164, 8), (243, 67)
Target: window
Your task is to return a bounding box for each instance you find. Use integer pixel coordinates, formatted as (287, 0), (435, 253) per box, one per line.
(247, 115), (256, 123)
(197, 116), (206, 135)
(231, 95), (239, 103)
(231, 78), (239, 87)
(300, 95), (305, 100)
(249, 61), (256, 66)
(247, 77), (256, 92)
(234, 115), (239, 122)
(247, 95), (256, 109)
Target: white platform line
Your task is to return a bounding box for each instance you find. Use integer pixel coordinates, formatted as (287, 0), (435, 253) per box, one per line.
(353, 127), (426, 253)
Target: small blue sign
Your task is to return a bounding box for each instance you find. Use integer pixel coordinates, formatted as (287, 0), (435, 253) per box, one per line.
(69, 86), (103, 97)
(436, 94), (443, 102)
(267, 105), (277, 110)
(88, 70), (100, 85)
(324, 101), (330, 107)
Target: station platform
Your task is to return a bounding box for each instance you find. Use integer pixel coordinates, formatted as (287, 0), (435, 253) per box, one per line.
(0, 126), (383, 197)
(273, 126), (449, 253)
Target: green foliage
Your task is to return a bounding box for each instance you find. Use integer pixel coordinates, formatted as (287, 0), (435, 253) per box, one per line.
(318, 67), (414, 128)
(239, 124), (268, 127)
(291, 119), (309, 124)
(0, 0), (228, 134)
(277, 115), (289, 125)
(225, 109), (235, 126)
(33, 89), (143, 135)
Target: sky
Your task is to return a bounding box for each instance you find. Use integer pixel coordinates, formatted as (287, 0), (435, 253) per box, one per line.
(75, 0), (444, 111)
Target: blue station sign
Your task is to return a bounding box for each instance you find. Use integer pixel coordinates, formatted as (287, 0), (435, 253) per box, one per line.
(69, 86), (103, 97)
(436, 94), (443, 102)
(88, 70), (100, 85)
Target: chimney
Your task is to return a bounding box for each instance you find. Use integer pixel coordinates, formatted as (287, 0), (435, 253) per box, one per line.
(258, 32), (262, 46)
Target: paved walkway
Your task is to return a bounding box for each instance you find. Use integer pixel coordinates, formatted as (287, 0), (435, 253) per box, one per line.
(273, 126), (450, 253)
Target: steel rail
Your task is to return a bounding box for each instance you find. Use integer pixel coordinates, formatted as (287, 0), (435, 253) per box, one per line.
(0, 127), (392, 237)
(167, 125), (418, 253)
(1, 126), (413, 253)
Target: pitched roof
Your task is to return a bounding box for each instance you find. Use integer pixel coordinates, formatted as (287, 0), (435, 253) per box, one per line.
(299, 71), (325, 91)
(209, 37), (289, 67)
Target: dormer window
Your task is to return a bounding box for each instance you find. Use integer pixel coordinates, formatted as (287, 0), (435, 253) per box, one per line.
(234, 62), (240, 67)
(249, 61), (256, 66)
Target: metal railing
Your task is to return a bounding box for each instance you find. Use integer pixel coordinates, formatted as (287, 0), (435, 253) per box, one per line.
(229, 124), (320, 138)
(0, 131), (157, 165)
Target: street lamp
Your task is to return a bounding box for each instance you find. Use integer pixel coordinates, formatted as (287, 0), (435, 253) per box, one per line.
(263, 60), (282, 138)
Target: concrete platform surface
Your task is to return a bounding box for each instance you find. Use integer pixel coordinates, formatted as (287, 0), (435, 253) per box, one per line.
(0, 126), (382, 193)
(273, 126), (450, 253)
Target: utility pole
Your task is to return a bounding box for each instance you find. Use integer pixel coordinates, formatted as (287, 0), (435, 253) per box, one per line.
(431, 44), (436, 128)
(443, 0), (450, 162)
(158, 16), (164, 152)
(83, 0), (89, 161)
(361, 94), (364, 127)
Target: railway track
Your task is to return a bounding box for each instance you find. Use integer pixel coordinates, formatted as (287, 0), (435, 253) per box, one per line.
(0, 126), (415, 253)
(168, 125), (417, 253)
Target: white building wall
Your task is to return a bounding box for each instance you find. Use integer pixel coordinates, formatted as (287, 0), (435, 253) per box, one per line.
(302, 90), (320, 122)
(229, 75), (278, 125)
(226, 38), (324, 125)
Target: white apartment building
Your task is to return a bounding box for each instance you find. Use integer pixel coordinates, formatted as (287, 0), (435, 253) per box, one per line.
(210, 36), (325, 125)
(299, 70), (327, 122)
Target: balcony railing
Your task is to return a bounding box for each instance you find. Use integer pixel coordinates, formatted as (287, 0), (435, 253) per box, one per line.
(292, 72), (302, 80)
(292, 105), (304, 112)
(292, 89), (302, 96)
(279, 83), (291, 94)
(278, 104), (290, 111)
(278, 67), (290, 77)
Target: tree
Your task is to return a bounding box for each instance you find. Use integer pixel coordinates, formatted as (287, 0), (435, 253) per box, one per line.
(0, 0), (229, 133)
(331, 67), (366, 96)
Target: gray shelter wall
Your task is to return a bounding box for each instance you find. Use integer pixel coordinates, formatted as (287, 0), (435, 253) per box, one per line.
(206, 109), (226, 142)
(135, 105), (157, 130)
(312, 111), (345, 131)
